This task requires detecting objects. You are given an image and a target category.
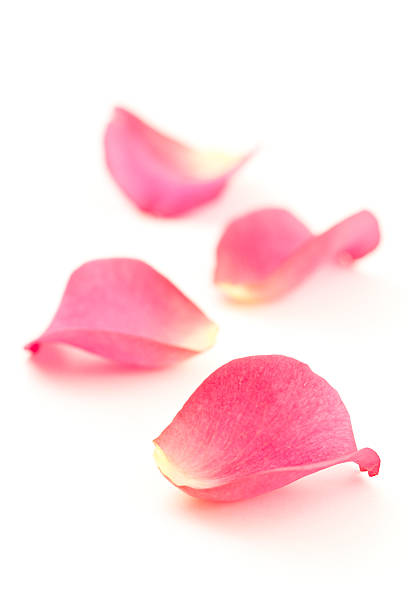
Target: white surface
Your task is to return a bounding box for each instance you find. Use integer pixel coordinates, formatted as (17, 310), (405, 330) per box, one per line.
(1, 1), (408, 610)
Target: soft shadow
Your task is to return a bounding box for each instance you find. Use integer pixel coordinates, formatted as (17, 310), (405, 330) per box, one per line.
(25, 344), (152, 378)
(166, 467), (389, 557)
(23, 344), (193, 398)
(219, 266), (404, 336)
(23, 343), (217, 414)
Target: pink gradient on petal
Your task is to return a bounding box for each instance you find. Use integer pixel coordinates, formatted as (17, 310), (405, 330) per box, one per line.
(215, 209), (380, 301)
(25, 259), (217, 368)
(154, 356), (380, 502)
(104, 107), (252, 217)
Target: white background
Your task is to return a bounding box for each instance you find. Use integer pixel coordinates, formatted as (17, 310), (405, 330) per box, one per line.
(1, 1), (408, 610)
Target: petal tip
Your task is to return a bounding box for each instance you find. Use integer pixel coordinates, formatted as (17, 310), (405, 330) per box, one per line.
(205, 322), (219, 348)
(24, 341), (39, 353)
(184, 320), (218, 354)
(357, 447), (381, 477)
(215, 282), (260, 303)
(153, 442), (180, 484)
(153, 442), (216, 490)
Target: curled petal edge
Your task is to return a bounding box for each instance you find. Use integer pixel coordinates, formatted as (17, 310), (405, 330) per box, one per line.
(215, 209), (380, 302)
(154, 444), (380, 502)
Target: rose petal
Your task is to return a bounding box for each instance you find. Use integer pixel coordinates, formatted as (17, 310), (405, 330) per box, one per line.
(215, 208), (380, 301)
(25, 259), (218, 368)
(104, 107), (251, 217)
(154, 355), (380, 502)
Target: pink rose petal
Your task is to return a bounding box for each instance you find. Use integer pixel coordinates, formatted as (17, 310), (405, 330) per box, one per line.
(104, 107), (251, 217)
(215, 208), (380, 301)
(25, 259), (218, 368)
(154, 355), (380, 502)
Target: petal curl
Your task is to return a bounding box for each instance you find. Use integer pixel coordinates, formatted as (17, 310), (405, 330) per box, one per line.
(215, 208), (380, 301)
(104, 107), (251, 217)
(25, 259), (217, 368)
(154, 355), (380, 502)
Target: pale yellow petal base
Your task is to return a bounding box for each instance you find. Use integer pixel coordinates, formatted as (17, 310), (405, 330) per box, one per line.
(153, 443), (218, 490)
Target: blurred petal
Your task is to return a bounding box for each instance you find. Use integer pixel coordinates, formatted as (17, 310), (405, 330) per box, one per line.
(26, 259), (217, 368)
(215, 208), (380, 301)
(105, 107), (251, 217)
(154, 355), (380, 502)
